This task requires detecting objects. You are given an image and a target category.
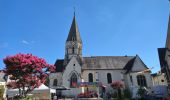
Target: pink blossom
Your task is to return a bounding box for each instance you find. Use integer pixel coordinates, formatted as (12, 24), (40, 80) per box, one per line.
(3, 53), (55, 95)
(110, 80), (124, 89)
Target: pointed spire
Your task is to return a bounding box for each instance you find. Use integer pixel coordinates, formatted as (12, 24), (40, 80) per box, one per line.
(66, 13), (82, 43)
(166, 15), (170, 48)
(74, 6), (76, 16)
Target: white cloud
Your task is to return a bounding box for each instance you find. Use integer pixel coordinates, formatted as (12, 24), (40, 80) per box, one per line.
(21, 40), (35, 45)
(21, 40), (29, 45)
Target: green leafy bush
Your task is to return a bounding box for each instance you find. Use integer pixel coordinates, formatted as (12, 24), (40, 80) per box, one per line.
(123, 88), (132, 99)
(137, 87), (147, 100)
(13, 95), (35, 100)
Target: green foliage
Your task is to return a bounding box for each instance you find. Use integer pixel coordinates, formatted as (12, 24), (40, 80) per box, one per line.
(123, 88), (132, 99)
(13, 95), (35, 100)
(112, 92), (117, 98)
(44, 76), (49, 86)
(117, 88), (122, 100)
(137, 87), (147, 100)
(0, 85), (5, 99)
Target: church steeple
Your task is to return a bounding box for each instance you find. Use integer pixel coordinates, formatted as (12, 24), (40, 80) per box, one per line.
(166, 15), (170, 48)
(64, 14), (83, 64)
(66, 15), (82, 43)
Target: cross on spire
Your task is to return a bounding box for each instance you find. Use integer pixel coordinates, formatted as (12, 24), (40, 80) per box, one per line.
(74, 6), (76, 16)
(66, 9), (82, 43)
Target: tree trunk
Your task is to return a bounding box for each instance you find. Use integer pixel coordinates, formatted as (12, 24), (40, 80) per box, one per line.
(23, 86), (26, 97)
(118, 88), (122, 100)
(19, 88), (21, 96)
(21, 86), (26, 97)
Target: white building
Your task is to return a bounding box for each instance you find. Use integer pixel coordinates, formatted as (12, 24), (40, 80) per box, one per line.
(0, 71), (7, 99)
(151, 71), (167, 86)
(49, 15), (153, 97)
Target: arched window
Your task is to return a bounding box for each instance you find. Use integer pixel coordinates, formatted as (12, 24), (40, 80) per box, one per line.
(53, 79), (58, 86)
(70, 73), (77, 88)
(107, 73), (112, 83)
(67, 49), (68, 54)
(88, 73), (93, 82)
(72, 47), (75, 54)
(137, 75), (147, 87)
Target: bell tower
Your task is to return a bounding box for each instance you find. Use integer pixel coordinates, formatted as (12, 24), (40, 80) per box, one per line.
(64, 14), (82, 65)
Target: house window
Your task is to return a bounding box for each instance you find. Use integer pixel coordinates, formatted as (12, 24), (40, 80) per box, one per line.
(88, 73), (93, 82)
(67, 49), (68, 54)
(53, 79), (58, 86)
(70, 73), (77, 88)
(130, 75), (133, 85)
(137, 75), (147, 87)
(107, 73), (112, 83)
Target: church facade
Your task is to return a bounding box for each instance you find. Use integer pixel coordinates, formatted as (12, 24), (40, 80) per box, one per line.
(49, 15), (153, 97)
(158, 15), (170, 91)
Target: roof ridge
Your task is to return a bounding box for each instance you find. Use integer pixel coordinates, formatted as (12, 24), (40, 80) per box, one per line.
(83, 56), (135, 58)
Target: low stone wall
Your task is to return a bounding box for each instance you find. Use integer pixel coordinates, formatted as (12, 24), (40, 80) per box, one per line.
(77, 98), (103, 100)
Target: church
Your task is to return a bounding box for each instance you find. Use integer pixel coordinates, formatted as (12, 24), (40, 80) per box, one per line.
(49, 14), (153, 97)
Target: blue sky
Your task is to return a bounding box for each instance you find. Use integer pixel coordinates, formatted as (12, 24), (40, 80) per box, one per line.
(0, 0), (169, 73)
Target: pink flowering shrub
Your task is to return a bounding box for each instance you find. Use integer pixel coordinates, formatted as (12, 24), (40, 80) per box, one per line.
(110, 80), (124, 99)
(3, 53), (55, 97)
(110, 80), (124, 89)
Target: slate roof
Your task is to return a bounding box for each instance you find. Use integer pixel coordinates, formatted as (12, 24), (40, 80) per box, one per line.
(166, 15), (170, 48)
(54, 56), (138, 72)
(82, 56), (135, 70)
(123, 57), (136, 71)
(151, 73), (157, 77)
(54, 59), (64, 72)
(66, 15), (82, 43)
(158, 48), (167, 73)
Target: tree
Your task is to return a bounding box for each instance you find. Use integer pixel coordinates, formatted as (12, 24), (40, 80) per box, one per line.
(123, 88), (132, 100)
(110, 80), (124, 100)
(3, 53), (55, 97)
